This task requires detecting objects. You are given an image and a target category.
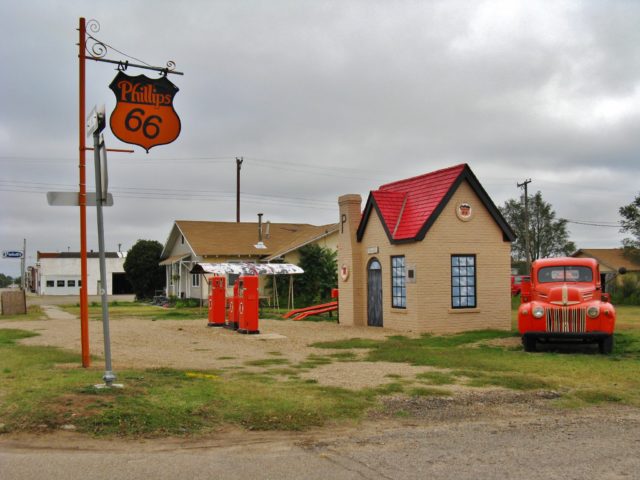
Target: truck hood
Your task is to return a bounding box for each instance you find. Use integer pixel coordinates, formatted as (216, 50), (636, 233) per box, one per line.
(536, 284), (594, 304)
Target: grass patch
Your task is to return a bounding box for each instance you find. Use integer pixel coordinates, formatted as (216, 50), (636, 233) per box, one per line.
(244, 358), (290, 367)
(0, 305), (45, 321)
(311, 338), (383, 350)
(0, 329), (374, 436)
(60, 302), (206, 321)
(415, 371), (457, 385)
(408, 386), (452, 397)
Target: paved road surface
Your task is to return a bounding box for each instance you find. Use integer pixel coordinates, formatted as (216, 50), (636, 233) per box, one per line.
(2, 407), (639, 480)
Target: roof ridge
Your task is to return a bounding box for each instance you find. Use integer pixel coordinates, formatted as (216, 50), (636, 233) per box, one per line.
(379, 163), (467, 190)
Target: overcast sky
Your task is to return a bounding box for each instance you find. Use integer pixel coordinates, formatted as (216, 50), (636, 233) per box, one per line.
(1, 0), (639, 276)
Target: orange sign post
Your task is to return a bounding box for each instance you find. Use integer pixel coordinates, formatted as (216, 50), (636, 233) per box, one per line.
(76, 17), (183, 369)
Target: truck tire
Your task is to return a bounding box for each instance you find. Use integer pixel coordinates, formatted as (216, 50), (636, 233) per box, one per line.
(522, 336), (536, 352)
(598, 335), (614, 355)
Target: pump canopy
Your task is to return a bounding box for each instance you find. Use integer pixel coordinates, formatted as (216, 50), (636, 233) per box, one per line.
(190, 262), (304, 276)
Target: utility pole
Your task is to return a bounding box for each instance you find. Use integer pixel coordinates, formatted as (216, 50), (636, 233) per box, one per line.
(21, 238), (26, 290)
(517, 179), (532, 274)
(236, 157), (243, 223)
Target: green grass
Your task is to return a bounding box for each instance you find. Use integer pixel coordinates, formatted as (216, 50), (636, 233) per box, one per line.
(0, 305), (45, 321)
(2, 304), (639, 437)
(313, 328), (640, 406)
(60, 302), (207, 321)
(0, 329), (373, 436)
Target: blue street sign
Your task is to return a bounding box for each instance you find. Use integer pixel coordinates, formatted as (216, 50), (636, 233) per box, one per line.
(2, 251), (23, 259)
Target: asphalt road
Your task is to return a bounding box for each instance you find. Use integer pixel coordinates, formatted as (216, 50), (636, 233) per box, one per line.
(2, 407), (639, 480)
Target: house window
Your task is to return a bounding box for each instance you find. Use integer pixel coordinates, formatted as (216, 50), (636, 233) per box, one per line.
(451, 255), (476, 308)
(67, 280), (76, 287)
(57, 280), (65, 287)
(46, 280), (54, 288)
(192, 274), (200, 287)
(391, 256), (406, 308)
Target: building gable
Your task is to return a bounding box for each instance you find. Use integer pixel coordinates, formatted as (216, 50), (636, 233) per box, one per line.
(357, 164), (515, 244)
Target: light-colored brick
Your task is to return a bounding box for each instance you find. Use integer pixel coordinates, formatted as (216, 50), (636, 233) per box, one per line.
(338, 181), (512, 333)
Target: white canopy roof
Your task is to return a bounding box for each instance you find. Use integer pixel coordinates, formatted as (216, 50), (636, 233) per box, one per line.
(190, 262), (304, 275)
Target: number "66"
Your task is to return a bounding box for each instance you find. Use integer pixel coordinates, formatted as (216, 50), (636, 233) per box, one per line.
(125, 108), (162, 139)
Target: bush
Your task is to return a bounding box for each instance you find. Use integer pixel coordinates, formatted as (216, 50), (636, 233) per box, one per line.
(611, 274), (640, 305)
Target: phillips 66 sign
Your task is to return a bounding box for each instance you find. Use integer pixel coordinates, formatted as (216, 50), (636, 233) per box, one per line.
(109, 72), (181, 152)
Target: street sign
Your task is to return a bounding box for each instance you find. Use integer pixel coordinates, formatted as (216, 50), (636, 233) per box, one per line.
(86, 104), (106, 136)
(109, 71), (181, 152)
(2, 251), (23, 259)
(47, 192), (114, 207)
(98, 134), (108, 202)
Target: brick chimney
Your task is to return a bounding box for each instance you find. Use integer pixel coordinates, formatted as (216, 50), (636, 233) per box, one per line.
(338, 194), (365, 326)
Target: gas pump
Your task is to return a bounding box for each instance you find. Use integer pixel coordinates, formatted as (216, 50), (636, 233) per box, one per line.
(224, 281), (240, 330)
(237, 275), (259, 334)
(207, 276), (226, 327)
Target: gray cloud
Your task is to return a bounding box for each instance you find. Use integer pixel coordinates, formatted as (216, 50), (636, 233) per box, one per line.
(1, 0), (639, 276)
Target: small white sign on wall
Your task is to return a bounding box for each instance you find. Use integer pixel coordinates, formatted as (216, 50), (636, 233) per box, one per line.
(367, 246), (379, 255)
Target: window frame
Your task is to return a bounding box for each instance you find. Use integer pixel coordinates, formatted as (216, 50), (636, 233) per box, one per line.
(451, 254), (477, 309)
(192, 273), (200, 287)
(390, 255), (407, 309)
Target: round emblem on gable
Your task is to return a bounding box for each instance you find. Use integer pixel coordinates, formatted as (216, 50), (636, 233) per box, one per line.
(456, 202), (473, 222)
(340, 264), (350, 281)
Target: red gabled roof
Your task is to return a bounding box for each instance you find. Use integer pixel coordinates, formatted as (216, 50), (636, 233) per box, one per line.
(357, 163), (516, 244)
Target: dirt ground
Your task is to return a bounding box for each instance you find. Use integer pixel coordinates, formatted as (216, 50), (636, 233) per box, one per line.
(2, 304), (640, 478)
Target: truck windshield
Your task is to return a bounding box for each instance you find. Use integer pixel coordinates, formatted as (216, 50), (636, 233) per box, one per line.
(537, 266), (593, 283)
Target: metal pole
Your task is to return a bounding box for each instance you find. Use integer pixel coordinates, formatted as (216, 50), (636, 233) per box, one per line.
(517, 179), (532, 274)
(20, 238), (26, 290)
(93, 131), (116, 387)
(236, 157), (243, 223)
(78, 17), (90, 368)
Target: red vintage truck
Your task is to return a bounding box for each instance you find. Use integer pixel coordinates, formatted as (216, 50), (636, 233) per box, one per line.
(518, 257), (616, 354)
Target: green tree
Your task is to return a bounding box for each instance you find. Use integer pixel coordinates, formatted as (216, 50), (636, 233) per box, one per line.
(619, 193), (640, 262)
(500, 191), (576, 262)
(0, 273), (13, 288)
(295, 244), (338, 306)
(123, 239), (165, 300)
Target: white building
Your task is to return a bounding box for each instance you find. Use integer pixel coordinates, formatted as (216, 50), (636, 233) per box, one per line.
(34, 251), (132, 296)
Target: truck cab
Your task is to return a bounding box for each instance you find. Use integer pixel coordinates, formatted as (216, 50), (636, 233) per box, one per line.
(518, 257), (615, 354)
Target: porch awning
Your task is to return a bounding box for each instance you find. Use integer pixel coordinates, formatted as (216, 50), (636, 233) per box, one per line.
(159, 254), (190, 266)
(190, 262), (304, 275)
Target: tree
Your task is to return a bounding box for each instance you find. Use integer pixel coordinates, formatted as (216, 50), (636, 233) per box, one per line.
(123, 239), (165, 300)
(0, 273), (13, 288)
(295, 244), (338, 306)
(500, 191), (576, 263)
(619, 193), (640, 260)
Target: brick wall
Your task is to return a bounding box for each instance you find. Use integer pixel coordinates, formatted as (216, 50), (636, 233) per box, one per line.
(340, 181), (511, 333)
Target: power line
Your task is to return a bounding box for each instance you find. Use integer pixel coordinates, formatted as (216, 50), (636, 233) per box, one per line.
(563, 219), (622, 228)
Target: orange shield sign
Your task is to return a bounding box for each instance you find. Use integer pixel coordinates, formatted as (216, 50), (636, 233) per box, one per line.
(109, 72), (181, 152)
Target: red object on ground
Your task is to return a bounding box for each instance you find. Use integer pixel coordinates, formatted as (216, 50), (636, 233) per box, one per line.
(207, 276), (226, 327)
(225, 282), (240, 330)
(511, 275), (530, 296)
(238, 275), (260, 334)
(285, 301), (338, 321)
(517, 257), (616, 354)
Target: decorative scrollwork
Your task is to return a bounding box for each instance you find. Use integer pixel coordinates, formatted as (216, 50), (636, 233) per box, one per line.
(86, 19), (100, 34)
(166, 61), (176, 72)
(86, 35), (107, 59)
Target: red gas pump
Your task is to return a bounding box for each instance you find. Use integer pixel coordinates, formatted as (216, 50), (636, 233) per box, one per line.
(237, 275), (260, 334)
(224, 281), (240, 330)
(207, 276), (226, 327)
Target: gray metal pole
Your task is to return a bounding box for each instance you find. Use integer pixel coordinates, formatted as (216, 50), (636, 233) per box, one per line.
(21, 238), (26, 290)
(93, 131), (116, 387)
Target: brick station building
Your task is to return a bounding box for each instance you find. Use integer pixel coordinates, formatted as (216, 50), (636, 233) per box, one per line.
(337, 163), (516, 333)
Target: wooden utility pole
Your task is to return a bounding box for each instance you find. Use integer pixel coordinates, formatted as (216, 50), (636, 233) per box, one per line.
(517, 179), (532, 274)
(236, 157), (243, 222)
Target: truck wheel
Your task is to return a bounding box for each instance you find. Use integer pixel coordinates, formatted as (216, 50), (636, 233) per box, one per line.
(598, 335), (614, 355)
(522, 336), (536, 352)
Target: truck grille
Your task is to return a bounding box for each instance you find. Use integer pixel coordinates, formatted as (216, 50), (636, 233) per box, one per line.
(545, 307), (587, 333)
